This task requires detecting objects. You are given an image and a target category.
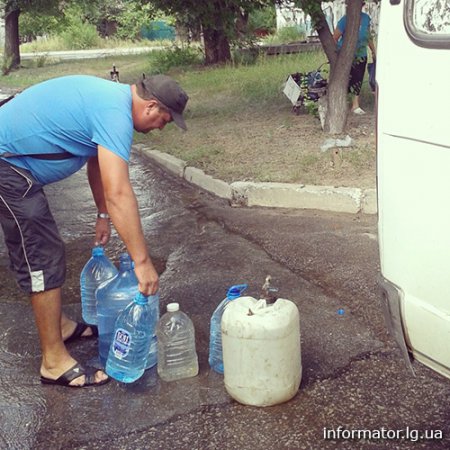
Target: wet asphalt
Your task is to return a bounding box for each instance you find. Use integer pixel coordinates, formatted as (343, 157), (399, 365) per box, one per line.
(0, 151), (449, 450)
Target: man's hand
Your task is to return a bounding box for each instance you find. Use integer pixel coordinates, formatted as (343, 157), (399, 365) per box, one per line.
(95, 216), (111, 246)
(134, 259), (159, 296)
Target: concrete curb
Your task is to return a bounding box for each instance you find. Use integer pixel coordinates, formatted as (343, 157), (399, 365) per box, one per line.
(134, 144), (377, 214)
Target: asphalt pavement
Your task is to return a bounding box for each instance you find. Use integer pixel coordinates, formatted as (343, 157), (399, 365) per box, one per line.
(0, 144), (449, 450)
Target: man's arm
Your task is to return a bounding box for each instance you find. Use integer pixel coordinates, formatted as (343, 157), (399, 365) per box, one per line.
(333, 16), (345, 44)
(96, 145), (159, 295)
(333, 28), (343, 44)
(87, 156), (111, 246)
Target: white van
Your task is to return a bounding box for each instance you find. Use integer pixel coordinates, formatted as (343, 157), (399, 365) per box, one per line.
(377, 0), (450, 379)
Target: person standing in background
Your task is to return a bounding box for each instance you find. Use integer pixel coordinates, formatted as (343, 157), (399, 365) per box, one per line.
(333, 1), (376, 115)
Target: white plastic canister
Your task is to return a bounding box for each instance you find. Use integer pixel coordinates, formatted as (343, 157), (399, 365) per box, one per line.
(221, 296), (301, 407)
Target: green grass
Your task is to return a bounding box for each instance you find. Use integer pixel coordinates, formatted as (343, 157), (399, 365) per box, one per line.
(180, 51), (328, 116)
(19, 36), (171, 53)
(261, 26), (307, 44)
(0, 54), (152, 89)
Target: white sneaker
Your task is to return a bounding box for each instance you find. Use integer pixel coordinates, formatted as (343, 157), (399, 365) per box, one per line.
(352, 107), (366, 115)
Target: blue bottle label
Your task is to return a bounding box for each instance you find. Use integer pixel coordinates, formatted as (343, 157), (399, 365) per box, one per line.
(112, 328), (132, 359)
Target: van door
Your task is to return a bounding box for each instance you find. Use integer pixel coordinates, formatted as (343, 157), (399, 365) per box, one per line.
(377, 0), (450, 379)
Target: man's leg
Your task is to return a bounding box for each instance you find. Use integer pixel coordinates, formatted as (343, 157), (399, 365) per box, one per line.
(0, 161), (107, 386)
(32, 287), (108, 386)
(352, 95), (361, 111)
(60, 312), (96, 341)
(349, 58), (367, 113)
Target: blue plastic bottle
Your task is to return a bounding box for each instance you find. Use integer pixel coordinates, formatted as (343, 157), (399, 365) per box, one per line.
(96, 252), (159, 368)
(80, 246), (118, 325)
(96, 253), (139, 366)
(105, 292), (159, 383)
(208, 284), (248, 374)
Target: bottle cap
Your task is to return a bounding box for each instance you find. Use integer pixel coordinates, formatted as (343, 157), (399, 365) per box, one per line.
(118, 253), (133, 271)
(167, 303), (179, 312)
(119, 252), (131, 262)
(134, 292), (149, 304)
(92, 246), (104, 256)
(227, 284), (248, 299)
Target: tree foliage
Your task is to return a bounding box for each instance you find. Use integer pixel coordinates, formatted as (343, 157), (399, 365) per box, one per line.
(2, 0), (159, 72)
(65, 0), (158, 39)
(145, 0), (276, 64)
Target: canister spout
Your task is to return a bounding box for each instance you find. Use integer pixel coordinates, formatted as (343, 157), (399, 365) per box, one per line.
(261, 275), (279, 304)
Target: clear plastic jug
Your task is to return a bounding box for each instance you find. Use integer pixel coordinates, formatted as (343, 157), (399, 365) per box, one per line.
(156, 303), (198, 382)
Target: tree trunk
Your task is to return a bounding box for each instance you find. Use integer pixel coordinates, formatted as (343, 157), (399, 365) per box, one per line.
(202, 25), (231, 65)
(324, 0), (362, 134)
(4, 3), (20, 73)
(324, 78), (349, 134)
(303, 0), (363, 134)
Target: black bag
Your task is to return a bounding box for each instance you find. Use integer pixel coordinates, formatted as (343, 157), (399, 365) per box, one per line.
(290, 70), (327, 102)
(289, 63), (328, 107)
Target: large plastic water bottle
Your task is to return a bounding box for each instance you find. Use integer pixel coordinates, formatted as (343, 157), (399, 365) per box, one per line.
(96, 253), (139, 366)
(80, 246), (118, 325)
(156, 303), (198, 382)
(105, 292), (159, 383)
(208, 284), (248, 373)
(145, 295), (160, 369)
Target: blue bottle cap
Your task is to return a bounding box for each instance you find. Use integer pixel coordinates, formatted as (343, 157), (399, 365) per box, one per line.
(226, 284), (248, 299)
(119, 253), (133, 271)
(119, 252), (131, 262)
(134, 292), (149, 305)
(92, 246), (104, 256)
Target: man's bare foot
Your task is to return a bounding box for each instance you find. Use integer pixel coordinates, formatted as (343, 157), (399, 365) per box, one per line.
(41, 359), (109, 387)
(62, 320), (97, 343)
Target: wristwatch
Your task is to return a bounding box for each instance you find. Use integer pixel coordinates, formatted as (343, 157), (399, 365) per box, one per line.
(97, 212), (110, 219)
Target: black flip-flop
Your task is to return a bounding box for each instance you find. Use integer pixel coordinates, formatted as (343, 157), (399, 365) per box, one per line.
(40, 363), (110, 388)
(64, 322), (98, 344)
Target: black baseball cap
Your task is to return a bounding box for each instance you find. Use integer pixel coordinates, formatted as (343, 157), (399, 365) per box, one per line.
(136, 74), (188, 130)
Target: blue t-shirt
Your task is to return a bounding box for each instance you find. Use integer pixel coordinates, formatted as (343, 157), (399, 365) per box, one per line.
(0, 75), (133, 184)
(337, 12), (371, 58)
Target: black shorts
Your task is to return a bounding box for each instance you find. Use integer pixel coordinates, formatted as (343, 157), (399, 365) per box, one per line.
(349, 57), (367, 96)
(0, 159), (65, 293)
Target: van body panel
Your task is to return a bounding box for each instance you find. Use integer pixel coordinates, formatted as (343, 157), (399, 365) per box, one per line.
(377, 0), (450, 379)
(377, 4), (450, 149)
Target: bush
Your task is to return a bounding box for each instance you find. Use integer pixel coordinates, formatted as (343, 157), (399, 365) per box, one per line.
(1, 55), (14, 75)
(147, 45), (203, 74)
(115, 3), (157, 40)
(59, 20), (100, 50)
(231, 46), (261, 66)
(264, 26), (306, 45)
